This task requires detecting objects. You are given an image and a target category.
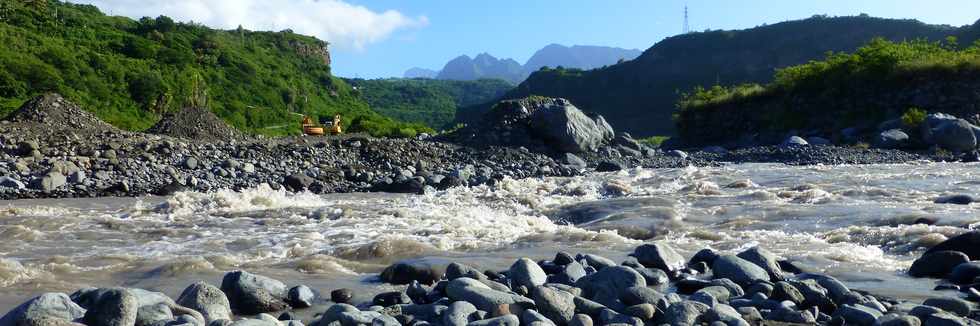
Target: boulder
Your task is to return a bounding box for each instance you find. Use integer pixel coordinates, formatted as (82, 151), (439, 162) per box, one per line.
(780, 136), (809, 147)
(575, 266), (646, 307)
(876, 129), (910, 149)
(0, 176), (25, 190)
(663, 301), (710, 325)
(219, 271), (288, 315)
(176, 282), (231, 323)
(0, 293), (86, 326)
(561, 153), (588, 170)
(445, 278), (534, 312)
(834, 304), (883, 326)
(466, 314), (519, 326)
(926, 231), (980, 260)
(736, 247), (785, 281)
(935, 195), (974, 205)
(908, 251), (970, 278)
(443, 301), (478, 326)
(949, 262), (980, 284)
(78, 288), (139, 326)
(528, 98), (614, 153)
(711, 255), (770, 285)
(509, 258), (547, 290)
(381, 258), (449, 285)
(631, 243), (685, 273)
(286, 285), (316, 308)
(922, 297), (972, 317)
(531, 286), (576, 325)
(32, 172), (66, 193)
(924, 118), (977, 152)
(283, 174), (315, 191)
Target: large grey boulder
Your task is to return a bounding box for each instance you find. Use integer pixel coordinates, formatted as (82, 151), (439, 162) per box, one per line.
(532, 286), (576, 325)
(0, 293), (86, 326)
(0, 176), (25, 190)
(922, 114), (977, 152)
(176, 282), (232, 323)
(219, 271), (288, 315)
(736, 247), (785, 281)
(875, 129), (910, 149)
(76, 288), (139, 326)
(380, 258), (449, 285)
(31, 172), (66, 193)
(925, 231), (980, 260)
(528, 98), (614, 153)
(575, 266), (646, 308)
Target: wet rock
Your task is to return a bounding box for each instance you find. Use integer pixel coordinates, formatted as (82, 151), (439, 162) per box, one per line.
(876, 129), (910, 149)
(595, 160), (626, 172)
(927, 232), (980, 260)
(380, 258), (448, 285)
(0, 293), (86, 326)
(799, 273), (851, 303)
(286, 285), (316, 308)
(444, 301), (478, 326)
(466, 314), (519, 326)
(219, 270), (288, 315)
(949, 262), (980, 284)
(575, 266), (646, 307)
(711, 255), (770, 285)
(80, 288), (139, 326)
(176, 282), (231, 323)
(330, 289), (353, 304)
(532, 286), (575, 324)
(736, 247), (784, 281)
(283, 173), (315, 191)
(446, 278), (534, 312)
(631, 243), (685, 272)
(446, 263), (487, 281)
(580, 254), (616, 271)
(909, 251), (970, 278)
(663, 301), (710, 325)
(690, 249), (721, 266)
(922, 297), (972, 317)
(924, 312), (968, 326)
(510, 258), (547, 290)
(835, 304), (883, 326)
(934, 195), (974, 205)
(781, 136), (809, 147)
(372, 292), (410, 307)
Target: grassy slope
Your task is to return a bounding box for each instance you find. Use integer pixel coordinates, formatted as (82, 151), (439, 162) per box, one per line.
(0, 0), (429, 137)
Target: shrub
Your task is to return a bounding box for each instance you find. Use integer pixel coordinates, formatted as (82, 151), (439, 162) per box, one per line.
(639, 136), (670, 148)
(901, 107), (927, 128)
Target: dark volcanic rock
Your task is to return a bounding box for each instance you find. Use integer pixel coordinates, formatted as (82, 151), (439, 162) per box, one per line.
(926, 231), (980, 260)
(381, 258), (449, 285)
(908, 251), (970, 278)
(148, 107), (243, 141)
(219, 270), (289, 315)
(4, 93), (119, 132)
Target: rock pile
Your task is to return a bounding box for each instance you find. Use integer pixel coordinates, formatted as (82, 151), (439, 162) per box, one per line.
(10, 242), (976, 326)
(148, 107), (243, 141)
(2, 93), (119, 133)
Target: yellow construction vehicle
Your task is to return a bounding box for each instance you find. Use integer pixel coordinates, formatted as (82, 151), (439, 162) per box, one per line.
(301, 116), (325, 136)
(329, 114), (343, 135)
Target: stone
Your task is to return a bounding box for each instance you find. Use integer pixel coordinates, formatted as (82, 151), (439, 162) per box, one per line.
(922, 297), (972, 317)
(597, 309), (642, 326)
(949, 262), (980, 284)
(798, 273), (851, 302)
(711, 255), (770, 285)
(580, 254), (616, 270)
(466, 315), (519, 326)
(771, 282), (805, 305)
(0, 293), (87, 326)
(444, 301), (478, 326)
(924, 313), (968, 326)
(934, 195), (974, 205)
(631, 243), (685, 272)
(283, 173), (315, 191)
(781, 136), (809, 147)
(835, 304), (883, 326)
(927, 232), (980, 260)
(520, 309), (554, 326)
(446, 263), (487, 281)
(372, 292), (410, 307)
(445, 278), (533, 313)
(136, 303), (173, 326)
(873, 313), (921, 326)
(562, 153), (587, 170)
(736, 247), (784, 281)
(219, 270), (288, 315)
(527, 98), (614, 153)
(876, 129), (910, 149)
(183, 157), (199, 170)
(925, 118), (977, 152)
(68, 170), (85, 184)
(0, 176), (25, 190)
(176, 282), (230, 324)
(330, 289), (353, 304)
(80, 288), (139, 326)
(380, 258), (448, 285)
(595, 160), (626, 172)
(703, 304), (748, 326)
(575, 266), (646, 307)
(667, 150), (688, 159)
(532, 286), (575, 325)
(909, 251), (970, 278)
(619, 286), (664, 306)
(663, 301), (710, 325)
(549, 261), (587, 285)
(286, 285), (316, 308)
(623, 304), (656, 320)
(32, 172), (66, 192)
(568, 314), (592, 326)
(510, 258), (547, 290)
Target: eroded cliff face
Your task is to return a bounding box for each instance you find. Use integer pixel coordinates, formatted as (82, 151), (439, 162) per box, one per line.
(291, 40), (331, 66)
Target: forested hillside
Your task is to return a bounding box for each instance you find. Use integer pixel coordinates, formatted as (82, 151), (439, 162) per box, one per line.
(0, 0), (429, 137)
(345, 78), (511, 130)
(497, 15), (976, 137)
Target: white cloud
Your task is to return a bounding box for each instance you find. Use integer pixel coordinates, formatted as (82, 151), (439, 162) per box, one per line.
(72, 0), (428, 50)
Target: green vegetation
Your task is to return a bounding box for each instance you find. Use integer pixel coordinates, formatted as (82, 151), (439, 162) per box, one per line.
(345, 78), (511, 130)
(675, 38), (980, 144)
(638, 136), (671, 148)
(0, 0), (429, 137)
(901, 107), (927, 128)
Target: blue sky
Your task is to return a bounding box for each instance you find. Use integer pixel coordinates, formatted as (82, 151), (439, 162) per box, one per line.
(331, 0), (980, 78)
(81, 0), (980, 78)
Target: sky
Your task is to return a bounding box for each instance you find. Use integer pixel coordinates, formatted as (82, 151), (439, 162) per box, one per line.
(76, 0), (980, 79)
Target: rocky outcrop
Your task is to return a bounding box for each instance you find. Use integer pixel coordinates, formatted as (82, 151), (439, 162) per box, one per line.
(289, 40), (330, 66)
(448, 97), (615, 153)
